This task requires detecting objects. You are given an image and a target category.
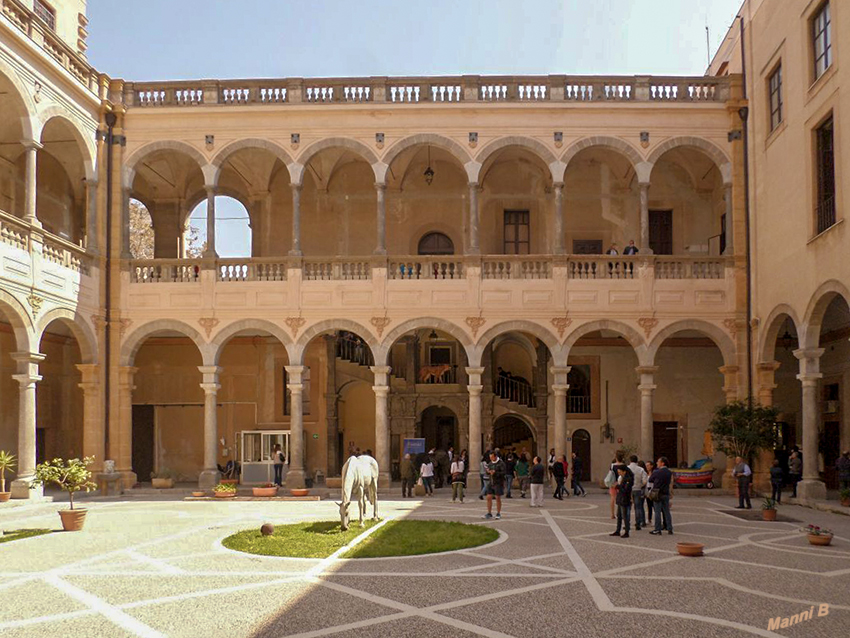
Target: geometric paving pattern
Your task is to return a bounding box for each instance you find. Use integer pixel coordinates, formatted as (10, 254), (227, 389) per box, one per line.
(1, 493), (848, 637)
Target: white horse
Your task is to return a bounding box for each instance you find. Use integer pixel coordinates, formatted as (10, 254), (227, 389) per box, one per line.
(337, 455), (379, 531)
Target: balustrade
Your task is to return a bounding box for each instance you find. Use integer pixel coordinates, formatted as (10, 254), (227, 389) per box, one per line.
(216, 259), (289, 282)
(481, 257), (551, 279)
(389, 257), (464, 280)
(654, 257), (724, 280)
(568, 256), (638, 280)
(0, 213), (29, 251)
(495, 375), (536, 407)
(132, 260), (200, 283)
(302, 259), (371, 281)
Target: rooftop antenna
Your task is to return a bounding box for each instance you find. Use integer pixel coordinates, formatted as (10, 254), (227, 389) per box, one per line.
(705, 17), (711, 69)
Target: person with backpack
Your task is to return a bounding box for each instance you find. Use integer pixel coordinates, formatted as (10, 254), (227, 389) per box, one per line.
(515, 454), (530, 498)
(649, 457), (674, 535)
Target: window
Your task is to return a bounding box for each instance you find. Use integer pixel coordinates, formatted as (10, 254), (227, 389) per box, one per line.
(815, 116), (836, 234)
(567, 365), (592, 415)
(503, 210), (530, 254)
(33, 0), (56, 30)
(417, 232), (454, 255)
(769, 65), (783, 131)
(283, 367), (311, 416)
(813, 2), (832, 80)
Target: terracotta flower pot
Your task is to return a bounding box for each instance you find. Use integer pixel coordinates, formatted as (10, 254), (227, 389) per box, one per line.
(214, 491), (236, 498)
(762, 509), (777, 521)
(807, 534), (832, 546)
(58, 509), (87, 532)
(290, 488), (309, 497)
(253, 486), (278, 497)
(841, 498), (850, 507)
(676, 542), (704, 557)
(0, 492), (11, 503)
(191, 491), (205, 497)
(151, 478), (174, 489)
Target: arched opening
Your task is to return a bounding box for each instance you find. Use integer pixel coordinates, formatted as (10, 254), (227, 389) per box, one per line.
(0, 307), (24, 465)
(129, 198), (154, 259)
(186, 195), (251, 258)
(37, 117), (88, 243)
(0, 70), (30, 220)
(131, 332), (203, 483)
(493, 414), (536, 457)
(649, 147), (726, 256)
(417, 232), (455, 255)
(563, 147), (639, 255)
(339, 381), (376, 462)
(419, 405), (458, 453)
(572, 428), (591, 481)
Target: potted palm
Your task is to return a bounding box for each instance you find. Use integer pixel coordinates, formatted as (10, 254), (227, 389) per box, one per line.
(31, 457), (97, 531)
(802, 524), (833, 546)
(150, 469), (175, 489)
(0, 450), (15, 502)
(840, 488), (850, 508)
(761, 497), (777, 521)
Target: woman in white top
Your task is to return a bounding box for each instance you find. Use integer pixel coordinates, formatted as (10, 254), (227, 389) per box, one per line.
(420, 459), (435, 496)
(450, 458), (465, 503)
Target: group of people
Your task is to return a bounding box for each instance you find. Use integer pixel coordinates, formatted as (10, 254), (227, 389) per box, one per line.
(547, 449), (587, 499)
(606, 452), (674, 538)
(399, 447), (469, 501)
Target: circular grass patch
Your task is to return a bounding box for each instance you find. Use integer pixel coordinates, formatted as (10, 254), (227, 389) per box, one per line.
(222, 519), (498, 559)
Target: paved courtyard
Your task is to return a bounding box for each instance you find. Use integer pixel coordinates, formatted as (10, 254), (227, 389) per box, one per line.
(1, 490), (848, 638)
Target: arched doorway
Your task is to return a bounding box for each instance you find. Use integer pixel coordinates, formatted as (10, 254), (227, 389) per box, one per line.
(418, 232), (454, 255)
(572, 428), (591, 481)
(493, 414), (536, 457)
(418, 406), (457, 452)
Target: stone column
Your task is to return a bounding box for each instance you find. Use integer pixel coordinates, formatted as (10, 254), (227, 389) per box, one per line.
(467, 182), (480, 255)
(371, 365), (391, 487)
(466, 366), (484, 491)
(553, 182), (565, 254)
(639, 182), (651, 254)
(76, 364), (104, 470)
(116, 366), (138, 486)
(198, 366), (221, 488)
(794, 348), (826, 501)
(203, 186), (217, 258)
(723, 184), (734, 255)
(374, 183), (387, 255)
(121, 187), (132, 260)
(551, 366), (570, 460)
(285, 365), (306, 488)
(753, 361), (781, 492)
(289, 184), (302, 256)
(22, 140), (42, 226)
(636, 366), (658, 461)
(85, 178), (99, 254)
(9, 353), (44, 499)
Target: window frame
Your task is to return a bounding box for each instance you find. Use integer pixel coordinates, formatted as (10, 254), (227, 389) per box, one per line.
(814, 114), (836, 235)
(33, 0), (56, 31)
(503, 209), (530, 255)
(768, 64), (783, 132)
(812, 2), (832, 81)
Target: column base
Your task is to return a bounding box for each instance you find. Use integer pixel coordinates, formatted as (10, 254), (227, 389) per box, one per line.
(466, 474), (481, 492)
(117, 470), (138, 490)
(10, 477), (42, 500)
(285, 469), (306, 489)
(378, 471), (391, 490)
(796, 479), (827, 502)
(198, 470), (220, 489)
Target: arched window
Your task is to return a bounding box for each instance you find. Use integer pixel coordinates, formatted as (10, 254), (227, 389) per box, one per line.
(418, 232), (454, 255)
(129, 198), (154, 259)
(185, 196), (252, 258)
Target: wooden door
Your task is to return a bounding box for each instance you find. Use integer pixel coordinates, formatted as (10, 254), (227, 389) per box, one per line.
(572, 429), (591, 481)
(132, 405), (155, 483)
(649, 210), (673, 255)
(653, 421), (679, 467)
(823, 421), (840, 489)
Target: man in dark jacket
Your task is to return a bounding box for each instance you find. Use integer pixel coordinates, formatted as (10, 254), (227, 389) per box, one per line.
(504, 453), (516, 498)
(400, 453), (415, 498)
(610, 465), (634, 538)
(649, 457), (674, 535)
(552, 455), (567, 500)
(571, 452), (586, 496)
(483, 451), (506, 520)
(769, 459), (784, 504)
(836, 451), (850, 491)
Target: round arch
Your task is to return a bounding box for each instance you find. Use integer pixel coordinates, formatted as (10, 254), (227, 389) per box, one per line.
(646, 319), (736, 367)
(647, 136), (732, 183)
(292, 318), (378, 365)
(37, 111), (96, 180)
(120, 319), (208, 366)
(477, 320), (560, 358)
(379, 317), (473, 366)
(382, 134), (472, 170)
(0, 289), (34, 353)
(475, 136), (562, 183)
(183, 185), (253, 228)
(758, 304), (803, 364)
(123, 140), (211, 187)
(801, 279), (850, 349)
(210, 319), (294, 365)
(560, 136), (644, 176)
(563, 319), (648, 365)
(0, 58), (37, 140)
(291, 137), (381, 186)
(491, 333), (538, 368)
(35, 308), (98, 364)
(209, 138), (294, 185)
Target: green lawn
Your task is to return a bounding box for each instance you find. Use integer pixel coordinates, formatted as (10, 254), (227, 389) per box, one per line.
(222, 519), (498, 559)
(0, 529), (53, 544)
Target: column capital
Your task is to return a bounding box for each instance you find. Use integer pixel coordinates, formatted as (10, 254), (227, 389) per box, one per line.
(793, 347), (824, 362)
(638, 384), (657, 394)
(285, 365), (304, 383)
(553, 181), (564, 191)
(370, 365), (392, 386)
(11, 352), (46, 366)
(290, 182), (302, 192)
(467, 384), (483, 397)
(76, 363), (101, 383)
(12, 373), (41, 387)
(372, 385), (390, 397)
(465, 366), (485, 377)
(200, 382), (221, 395)
(718, 365), (739, 376)
(374, 182), (386, 191)
(756, 360), (781, 373)
(552, 384), (569, 396)
(467, 181), (480, 190)
(21, 139), (43, 151)
(639, 181), (650, 190)
(118, 366), (138, 386)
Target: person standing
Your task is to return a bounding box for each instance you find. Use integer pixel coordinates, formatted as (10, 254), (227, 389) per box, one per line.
(628, 455), (648, 531)
(571, 452), (586, 497)
(643, 461), (655, 525)
(483, 451), (506, 520)
(623, 239), (639, 255)
(504, 452), (516, 499)
(610, 464), (634, 538)
(547, 448), (556, 488)
(733, 456), (752, 509)
(272, 444), (285, 487)
(515, 454), (530, 498)
(451, 455), (465, 503)
(788, 450), (802, 498)
(836, 451), (850, 491)
(608, 453), (624, 519)
(530, 456), (545, 507)
(460, 448), (469, 488)
(649, 457), (673, 535)
(769, 459), (784, 504)
(400, 453), (415, 498)
(552, 455), (566, 500)
(479, 452), (491, 500)
(420, 457), (435, 496)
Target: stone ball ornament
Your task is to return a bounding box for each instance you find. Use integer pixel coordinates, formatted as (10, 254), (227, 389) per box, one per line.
(260, 523), (274, 536)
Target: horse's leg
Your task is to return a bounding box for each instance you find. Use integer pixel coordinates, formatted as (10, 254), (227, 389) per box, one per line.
(372, 480), (378, 519)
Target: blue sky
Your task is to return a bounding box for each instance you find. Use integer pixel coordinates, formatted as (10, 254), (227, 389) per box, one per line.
(91, 0), (744, 257)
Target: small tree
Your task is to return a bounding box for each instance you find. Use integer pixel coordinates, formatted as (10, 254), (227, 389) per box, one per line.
(32, 457), (97, 510)
(0, 450), (16, 493)
(709, 401), (779, 462)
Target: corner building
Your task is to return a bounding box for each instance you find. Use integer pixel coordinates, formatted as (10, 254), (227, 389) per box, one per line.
(0, 0), (841, 499)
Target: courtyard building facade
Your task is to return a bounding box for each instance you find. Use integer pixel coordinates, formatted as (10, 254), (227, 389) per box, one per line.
(0, 0), (845, 500)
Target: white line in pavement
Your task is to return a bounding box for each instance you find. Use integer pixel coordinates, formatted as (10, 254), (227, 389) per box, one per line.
(43, 574), (166, 638)
(125, 549), (185, 574)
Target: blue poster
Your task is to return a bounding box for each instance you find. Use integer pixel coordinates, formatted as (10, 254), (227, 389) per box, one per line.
(403, 438), (426, 456)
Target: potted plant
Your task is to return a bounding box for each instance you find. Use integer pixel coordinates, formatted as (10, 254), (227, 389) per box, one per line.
(709, 401), (780, 491)
(31, 457), (97, 531)
(676, 542), (704, 557)
(213, 483), (237, 498)
(191, 490), (206, 497)
(761, 497), (777, 521)
(252, 483), (278, 497)
(0, 450), (15, 503)
(290, 487), (310, 497)
(150, 469), (174, 489)
(840, 488), (850, 508)
(802, 524), (833, 546)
